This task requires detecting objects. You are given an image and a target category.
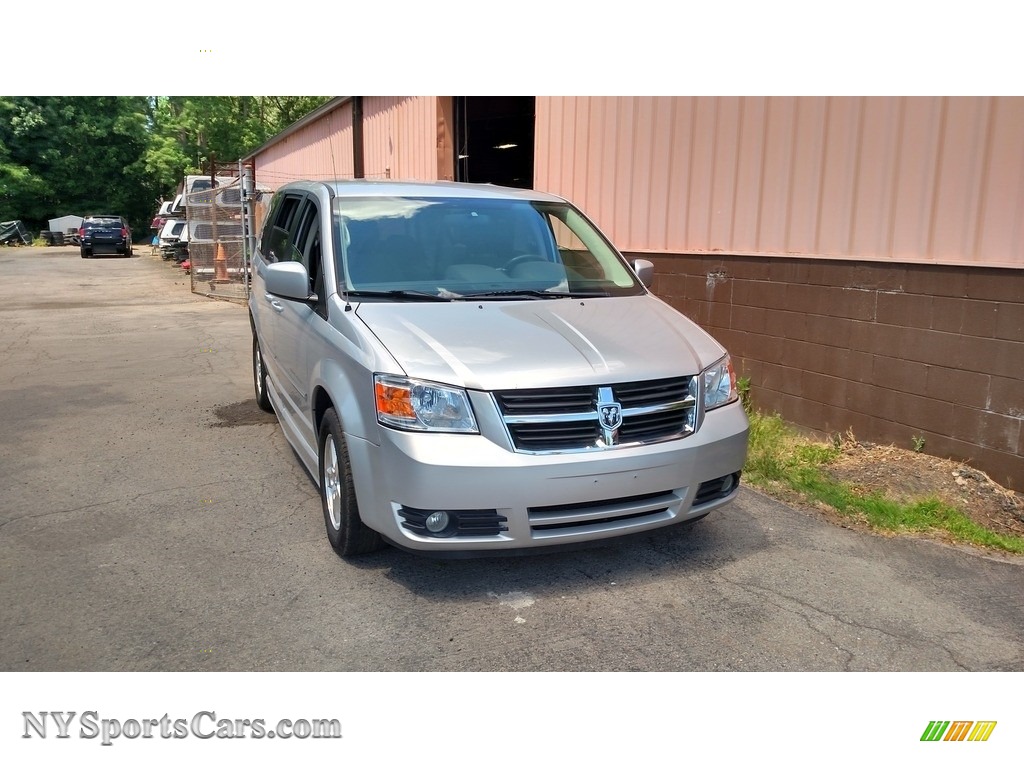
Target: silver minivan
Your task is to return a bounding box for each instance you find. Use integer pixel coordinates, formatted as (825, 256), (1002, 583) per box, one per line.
(249, 180), (749, 556)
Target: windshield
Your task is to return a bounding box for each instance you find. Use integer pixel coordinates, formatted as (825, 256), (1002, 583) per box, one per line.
(330, 196), (644, 300)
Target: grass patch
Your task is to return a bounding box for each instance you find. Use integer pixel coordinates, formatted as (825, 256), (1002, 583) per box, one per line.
(743, 410), (1024, 555)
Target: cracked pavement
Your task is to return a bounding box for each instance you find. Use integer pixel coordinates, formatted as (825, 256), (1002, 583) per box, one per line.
(1, 246), (1022, 671)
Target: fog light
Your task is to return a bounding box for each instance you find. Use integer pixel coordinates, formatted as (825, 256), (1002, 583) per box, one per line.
(721, 473), (736, 494)
(425, 511), (450, 534)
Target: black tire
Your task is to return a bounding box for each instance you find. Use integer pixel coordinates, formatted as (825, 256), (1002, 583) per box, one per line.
(318, 407), (384, 556)
(252, 333), (273, 413)
(80, 248), (90, 259)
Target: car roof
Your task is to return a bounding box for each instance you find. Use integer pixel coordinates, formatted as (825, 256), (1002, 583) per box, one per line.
(279, 179), (568, 204)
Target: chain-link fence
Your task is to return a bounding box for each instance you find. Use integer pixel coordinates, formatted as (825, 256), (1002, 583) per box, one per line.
(186, 180), (248, 302)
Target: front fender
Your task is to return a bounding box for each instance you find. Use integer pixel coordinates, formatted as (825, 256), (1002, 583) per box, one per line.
(307, 297), (401, 444)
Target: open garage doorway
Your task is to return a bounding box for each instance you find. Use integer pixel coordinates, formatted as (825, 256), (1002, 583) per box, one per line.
(454, 97), (535, 189)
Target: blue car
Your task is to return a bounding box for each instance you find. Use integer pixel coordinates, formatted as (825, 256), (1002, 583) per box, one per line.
(79, 215), (133, 258)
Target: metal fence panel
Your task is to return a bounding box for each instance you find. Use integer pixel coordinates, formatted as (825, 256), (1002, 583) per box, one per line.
(186, 180), (248, 302)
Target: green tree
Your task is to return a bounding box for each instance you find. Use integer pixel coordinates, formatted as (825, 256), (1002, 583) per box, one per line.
(153, 96), (331, 176)
(0, 96), (332, 233)
(0, 96), (154, 230)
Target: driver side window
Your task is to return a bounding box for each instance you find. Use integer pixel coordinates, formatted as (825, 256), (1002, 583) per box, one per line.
(261, 194), (303, 263)
(294, 200), (327, 317)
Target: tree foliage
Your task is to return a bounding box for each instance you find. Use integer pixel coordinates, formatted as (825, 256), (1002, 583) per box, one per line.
(0, 96), (331, 233)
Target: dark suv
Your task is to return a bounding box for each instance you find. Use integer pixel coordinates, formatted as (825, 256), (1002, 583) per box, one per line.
(79, 215), (133, 258)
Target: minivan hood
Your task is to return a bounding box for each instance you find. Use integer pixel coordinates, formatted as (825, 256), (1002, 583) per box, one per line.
(355, 295), (726, 390)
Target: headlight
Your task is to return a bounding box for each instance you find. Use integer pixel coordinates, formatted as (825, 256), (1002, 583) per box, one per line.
(374, 374), (478, 432)
(703, 354), (738, 410)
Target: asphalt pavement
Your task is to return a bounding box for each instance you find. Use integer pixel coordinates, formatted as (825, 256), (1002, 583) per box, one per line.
(1, 245), (1022, 672)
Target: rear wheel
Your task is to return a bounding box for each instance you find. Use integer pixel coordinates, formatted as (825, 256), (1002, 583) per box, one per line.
(318, 408), (384, 556)
(80, 248), (90, 259)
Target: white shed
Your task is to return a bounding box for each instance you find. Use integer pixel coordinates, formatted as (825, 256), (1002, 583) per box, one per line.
(48, 215), (83, 233)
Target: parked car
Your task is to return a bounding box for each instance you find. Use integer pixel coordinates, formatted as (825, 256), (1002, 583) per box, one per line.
(157, 218), (189, 261)
(249, 180), (749, 557)
(79, 215), (132, 258)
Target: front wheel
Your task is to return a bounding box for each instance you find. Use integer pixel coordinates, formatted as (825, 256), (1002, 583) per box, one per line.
(252, 334), (273, 413)
(318, 408), (384, 557)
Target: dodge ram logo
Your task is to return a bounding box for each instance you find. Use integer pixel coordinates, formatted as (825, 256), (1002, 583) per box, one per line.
(600, 403), (623, 430)
(596, 387), (623, 446)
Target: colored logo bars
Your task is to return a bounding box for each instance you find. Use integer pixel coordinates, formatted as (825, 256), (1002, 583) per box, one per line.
(921, 721), (997, 742)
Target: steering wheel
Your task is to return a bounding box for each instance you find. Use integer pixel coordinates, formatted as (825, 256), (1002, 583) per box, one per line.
(502, 254), (548, 274)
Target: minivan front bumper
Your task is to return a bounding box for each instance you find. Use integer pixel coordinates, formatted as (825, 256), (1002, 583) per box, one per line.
(345, 400), (749, 552)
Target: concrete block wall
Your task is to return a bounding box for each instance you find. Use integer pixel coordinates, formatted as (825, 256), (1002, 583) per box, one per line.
(644, 253), (1024, 491)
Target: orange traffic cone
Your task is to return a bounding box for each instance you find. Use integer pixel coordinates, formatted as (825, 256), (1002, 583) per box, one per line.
(214, 242), (228, 282)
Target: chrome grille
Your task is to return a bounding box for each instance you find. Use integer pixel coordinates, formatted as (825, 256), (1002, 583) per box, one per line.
(494, 376), (697, 453)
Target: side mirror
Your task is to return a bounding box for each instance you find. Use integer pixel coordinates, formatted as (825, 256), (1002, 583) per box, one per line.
(266, 261), (314, 302)
(632, 258), (654, 287)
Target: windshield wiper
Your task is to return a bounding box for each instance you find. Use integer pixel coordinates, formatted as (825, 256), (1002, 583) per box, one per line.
(345, 290), (452, 302)
(459, 289), (609, 300)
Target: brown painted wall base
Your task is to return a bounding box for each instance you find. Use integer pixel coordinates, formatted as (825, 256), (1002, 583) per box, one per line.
(640, 253), (1024, 492)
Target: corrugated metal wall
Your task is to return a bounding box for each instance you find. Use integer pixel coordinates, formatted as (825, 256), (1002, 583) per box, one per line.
(535, 96), (1024, 269)
(253, 97), (442, 186)
(362, 96), (440, 181)
(253, 102), (355, 188)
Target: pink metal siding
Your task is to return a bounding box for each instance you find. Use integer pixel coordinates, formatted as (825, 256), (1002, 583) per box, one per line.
(362, 97), (439, 181)
(980, 97), (1024, 261)
(251, 98), (441, 188)
(892, 98), (946, 259)
(253, 102), (354, 189)
(535, 96), (1024, 268)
